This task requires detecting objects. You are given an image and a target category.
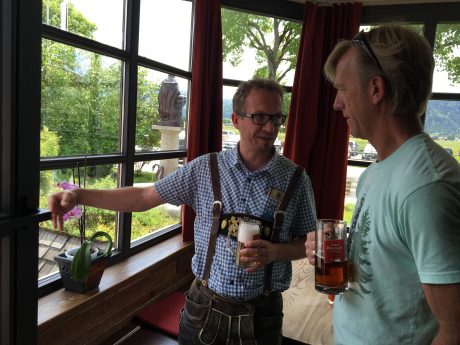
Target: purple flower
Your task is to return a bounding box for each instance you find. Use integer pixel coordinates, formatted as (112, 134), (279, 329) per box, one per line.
(58, 181), (79, 191)
(63, 205), (82, 221)
(58, 181), (82, 221)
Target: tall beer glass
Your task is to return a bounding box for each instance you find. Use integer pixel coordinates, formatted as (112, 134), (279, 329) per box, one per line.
(315, 219), (348, 294)
(235, 221), (260, 268)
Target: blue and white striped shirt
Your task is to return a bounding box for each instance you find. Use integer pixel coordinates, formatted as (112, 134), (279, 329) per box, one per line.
(156, 148), (317, 300)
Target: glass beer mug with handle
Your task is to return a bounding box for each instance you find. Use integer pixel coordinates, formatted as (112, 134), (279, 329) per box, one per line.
(315, 219), (348, 294)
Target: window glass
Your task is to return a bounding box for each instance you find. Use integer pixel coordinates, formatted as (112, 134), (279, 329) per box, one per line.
(221, 8), (300, 86)
(38, 164), (118, 279)
(343, 165), (366, 224)
(136, 68), (189, 152)
(425, 100), (460, 163)
(433, 23), (460, 94)
(138, 0), (192, 71)
(42, 0), (124, 49)
(41, 39), (122, 157)
(131, 158), (182, 243)
(223, 85), (237, 150)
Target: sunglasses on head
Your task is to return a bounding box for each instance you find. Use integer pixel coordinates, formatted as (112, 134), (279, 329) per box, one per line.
(352, 30), (384, 72)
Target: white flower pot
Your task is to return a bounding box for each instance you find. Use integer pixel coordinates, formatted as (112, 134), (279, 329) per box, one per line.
(64, 246), (99, 260)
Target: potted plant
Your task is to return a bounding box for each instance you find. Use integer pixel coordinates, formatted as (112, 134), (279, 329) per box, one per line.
(53, 168), (113, 293)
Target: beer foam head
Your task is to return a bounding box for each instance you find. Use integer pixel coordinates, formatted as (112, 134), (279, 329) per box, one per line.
(238, 221), (260, 243)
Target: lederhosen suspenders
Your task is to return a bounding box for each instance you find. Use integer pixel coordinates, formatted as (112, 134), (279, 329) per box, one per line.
(263, 165), (303, 293)
(201, 153), (222, 287)
(201, 152), (304, 292)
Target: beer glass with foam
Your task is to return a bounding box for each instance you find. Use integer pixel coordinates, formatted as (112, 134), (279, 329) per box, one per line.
(235, 221), (260, 268)
(315, 219), (348, 294)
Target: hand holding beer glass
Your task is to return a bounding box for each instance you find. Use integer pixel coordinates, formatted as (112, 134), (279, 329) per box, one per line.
(235, 221), (260, 268)
(314, 219), (348, 294)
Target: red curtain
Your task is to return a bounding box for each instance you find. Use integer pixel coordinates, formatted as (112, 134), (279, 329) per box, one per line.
(283, 2), (361, 220)
(182, 0), (223, 241)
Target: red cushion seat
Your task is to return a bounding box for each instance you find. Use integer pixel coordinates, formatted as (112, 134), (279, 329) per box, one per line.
(134, 291), (185, 337)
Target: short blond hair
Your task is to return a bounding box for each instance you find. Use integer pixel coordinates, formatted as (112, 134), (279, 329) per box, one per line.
(324, 24), (434, 118)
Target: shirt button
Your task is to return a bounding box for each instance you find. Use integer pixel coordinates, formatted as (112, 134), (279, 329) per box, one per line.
(230, 280), (234, 285)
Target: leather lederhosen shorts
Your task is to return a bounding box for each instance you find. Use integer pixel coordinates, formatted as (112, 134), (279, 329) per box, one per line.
(178, 279), (283, 345)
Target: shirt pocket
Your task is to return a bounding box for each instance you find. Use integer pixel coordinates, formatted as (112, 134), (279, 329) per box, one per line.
(260, 193), (281, 220)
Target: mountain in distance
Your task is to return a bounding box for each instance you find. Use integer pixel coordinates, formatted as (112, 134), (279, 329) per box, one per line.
(223, 99), (233, 118)
(425, 100), (460, 139)
(222, 98), (459, 139)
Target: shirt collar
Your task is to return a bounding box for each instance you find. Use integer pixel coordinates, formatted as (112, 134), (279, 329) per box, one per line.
(228, 145), (279, 175)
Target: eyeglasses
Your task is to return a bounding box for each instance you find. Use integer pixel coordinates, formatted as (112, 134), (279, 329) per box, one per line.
(236, 112), (286, 126)
(352, 30), (384, 72)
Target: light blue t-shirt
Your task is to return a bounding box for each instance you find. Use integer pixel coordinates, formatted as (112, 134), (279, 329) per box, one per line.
(334, 132), (460, 345)
(156, 148), (317, 300)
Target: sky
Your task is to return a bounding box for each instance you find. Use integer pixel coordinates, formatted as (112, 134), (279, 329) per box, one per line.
(66, 0), (459, 96)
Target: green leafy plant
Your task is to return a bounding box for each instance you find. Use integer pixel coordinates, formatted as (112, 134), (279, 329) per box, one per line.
(71, 231), (113, 282)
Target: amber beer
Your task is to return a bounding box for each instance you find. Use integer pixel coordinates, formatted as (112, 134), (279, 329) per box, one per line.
(315, 219), (348, 294)
(235, 221), (260, 267)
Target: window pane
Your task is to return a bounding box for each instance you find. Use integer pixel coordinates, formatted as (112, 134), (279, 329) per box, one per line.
(221, 8), (300, 85)
(425, 100), (460, 163)
(433, 23), (460, 94)
(347, 138), (376, 161)
(41, 40), (122, 157)
(42, 0), (125, 49)
(131, 158), (182, 243)
(38, 164), (118, 279)
(138, 0), (192, 71)
(343, 165), (366, 224)
(223, 85), (237, 150)
(136, 68), (188, 153)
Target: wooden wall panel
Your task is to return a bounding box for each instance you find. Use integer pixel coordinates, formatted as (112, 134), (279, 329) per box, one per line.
(38, 235), (194, 345)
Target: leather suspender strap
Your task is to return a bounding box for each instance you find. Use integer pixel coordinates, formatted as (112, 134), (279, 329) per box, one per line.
(202, 153), (222, 286)
(264, 165), (304, 293)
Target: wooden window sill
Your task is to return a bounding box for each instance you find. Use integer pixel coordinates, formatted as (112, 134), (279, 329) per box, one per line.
(37, 234), (194, 345)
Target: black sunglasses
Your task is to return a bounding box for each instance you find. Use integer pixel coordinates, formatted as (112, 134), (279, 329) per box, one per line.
(352, 30), (384, 72)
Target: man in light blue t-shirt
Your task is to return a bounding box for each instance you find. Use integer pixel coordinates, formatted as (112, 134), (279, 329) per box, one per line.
(305, 25), (460, 345)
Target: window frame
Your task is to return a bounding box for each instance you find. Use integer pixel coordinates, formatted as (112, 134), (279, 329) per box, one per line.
(38, 0), (193, 294)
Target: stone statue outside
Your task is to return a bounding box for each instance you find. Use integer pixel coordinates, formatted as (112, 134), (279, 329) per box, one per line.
(157, 74), (186, 127)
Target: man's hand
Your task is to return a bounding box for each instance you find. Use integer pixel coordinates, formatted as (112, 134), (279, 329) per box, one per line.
(305, 231), (316, 266)
(239, 239), (275, 272)
(48, 190), (78, 231)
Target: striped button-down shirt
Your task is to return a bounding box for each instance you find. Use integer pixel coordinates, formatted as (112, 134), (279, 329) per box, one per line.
(156, 148), (316, 300)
